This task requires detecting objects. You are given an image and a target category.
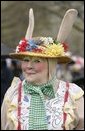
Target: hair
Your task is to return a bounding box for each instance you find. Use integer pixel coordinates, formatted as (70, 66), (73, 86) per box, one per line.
(47, 58), (57, 80)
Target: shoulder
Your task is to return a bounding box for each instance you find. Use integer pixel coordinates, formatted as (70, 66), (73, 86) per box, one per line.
(59, 80), (84, 100)
(4, 77), (22, 101)
(69, 82), (84, 100)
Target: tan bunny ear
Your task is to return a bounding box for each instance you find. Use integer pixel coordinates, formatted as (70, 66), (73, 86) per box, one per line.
(56, 9), (78, 43)
(25, 8), (34, 39)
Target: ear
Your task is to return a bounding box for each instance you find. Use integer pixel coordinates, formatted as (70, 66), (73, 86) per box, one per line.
(25, 8), (34, 39)
(56, 9), (78, 43)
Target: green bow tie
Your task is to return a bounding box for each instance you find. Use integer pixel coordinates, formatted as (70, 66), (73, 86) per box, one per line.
(24, 82), (55, 100)
(24, 77), (56, 130)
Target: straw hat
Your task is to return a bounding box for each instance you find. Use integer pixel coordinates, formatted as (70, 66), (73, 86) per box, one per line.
(10, 8), (78, 63)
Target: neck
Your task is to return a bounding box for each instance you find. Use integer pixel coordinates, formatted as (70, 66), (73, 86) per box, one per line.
(30, 77), (48, 86)
(25, 74), (57, 87)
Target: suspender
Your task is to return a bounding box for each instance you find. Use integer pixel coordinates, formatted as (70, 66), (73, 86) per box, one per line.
(17, 82), (22, 130)
(63, 82), (69, 130)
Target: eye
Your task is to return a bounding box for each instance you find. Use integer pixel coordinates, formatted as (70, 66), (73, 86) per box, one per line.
(23, 58), (30, 62)
(24, 59), (30, 62)
(34, 60), (41, 63)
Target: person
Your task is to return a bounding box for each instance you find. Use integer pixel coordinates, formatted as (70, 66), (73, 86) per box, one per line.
(10, 60), (23, 80)
(1, 8), (84, 130)
(1, 59), (14, 105)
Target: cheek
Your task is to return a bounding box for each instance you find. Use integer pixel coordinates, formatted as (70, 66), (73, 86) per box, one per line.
(21, 62), (27, 71)
(35, 63), (47, 73)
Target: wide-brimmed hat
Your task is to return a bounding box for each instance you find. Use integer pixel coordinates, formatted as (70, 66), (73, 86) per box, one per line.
(10, 8), (78, 63)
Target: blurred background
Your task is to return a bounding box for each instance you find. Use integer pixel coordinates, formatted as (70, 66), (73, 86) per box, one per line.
(1, 1), (84, 104)
(1, 1), (84, 56)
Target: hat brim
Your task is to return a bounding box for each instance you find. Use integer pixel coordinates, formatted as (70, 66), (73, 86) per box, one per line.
(9, 52), (72, 64)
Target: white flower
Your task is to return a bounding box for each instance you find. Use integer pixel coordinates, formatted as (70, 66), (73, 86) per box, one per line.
(19, 40), (23, 45)
(47, 37), (53, 44)
(16, 46), (19, 53)
(40, 37), (53, 45)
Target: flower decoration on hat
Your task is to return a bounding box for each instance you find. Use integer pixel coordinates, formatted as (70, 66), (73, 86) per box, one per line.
(61, 42), (69, 52)
(39, 37), (54, 45)
(16, 38), (43, 53)
(16, 38), (27, 52)
(15, 37), (68, 57)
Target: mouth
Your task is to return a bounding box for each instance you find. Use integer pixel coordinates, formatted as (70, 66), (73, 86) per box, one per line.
(27, 73), (36, 75)
(25, 71), (36, 75)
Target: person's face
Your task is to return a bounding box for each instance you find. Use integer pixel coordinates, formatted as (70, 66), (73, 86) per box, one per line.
(21, 57), (48, 85)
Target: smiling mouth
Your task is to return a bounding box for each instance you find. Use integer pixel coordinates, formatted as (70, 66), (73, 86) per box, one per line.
(28, 73), (35, 75)
(26, 72), (36, 75)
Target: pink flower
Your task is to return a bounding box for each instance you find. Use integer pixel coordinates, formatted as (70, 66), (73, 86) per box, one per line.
(61, 42), (69, 52)
(17, 38), (28, 52)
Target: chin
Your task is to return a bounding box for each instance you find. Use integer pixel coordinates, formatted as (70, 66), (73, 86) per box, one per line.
(25, 74), (37, 84)
(26, 78), (35, 83)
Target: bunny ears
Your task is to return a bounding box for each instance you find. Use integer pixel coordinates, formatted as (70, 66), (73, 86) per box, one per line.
(25, 8), (34, 39)
(25, 8), (78, 43)
(57, 9), (78, 42)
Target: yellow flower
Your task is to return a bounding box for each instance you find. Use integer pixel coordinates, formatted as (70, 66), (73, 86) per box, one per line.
(44, 43), (65, 56)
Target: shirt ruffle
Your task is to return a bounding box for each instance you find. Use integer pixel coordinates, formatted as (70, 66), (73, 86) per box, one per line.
(69, 83), (84, 100)
(4, 77), (21, 130)
(63, 82), (84, 130)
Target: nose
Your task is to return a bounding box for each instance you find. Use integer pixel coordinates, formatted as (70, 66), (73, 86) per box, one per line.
(27, 61), (33, 69)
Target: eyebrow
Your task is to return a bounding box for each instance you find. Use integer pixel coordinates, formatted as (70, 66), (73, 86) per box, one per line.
(23, 57), (47, 62)
(23, 56), (32, 60)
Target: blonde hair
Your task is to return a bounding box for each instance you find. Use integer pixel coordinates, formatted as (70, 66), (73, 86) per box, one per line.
(47, 58), (57, 80)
